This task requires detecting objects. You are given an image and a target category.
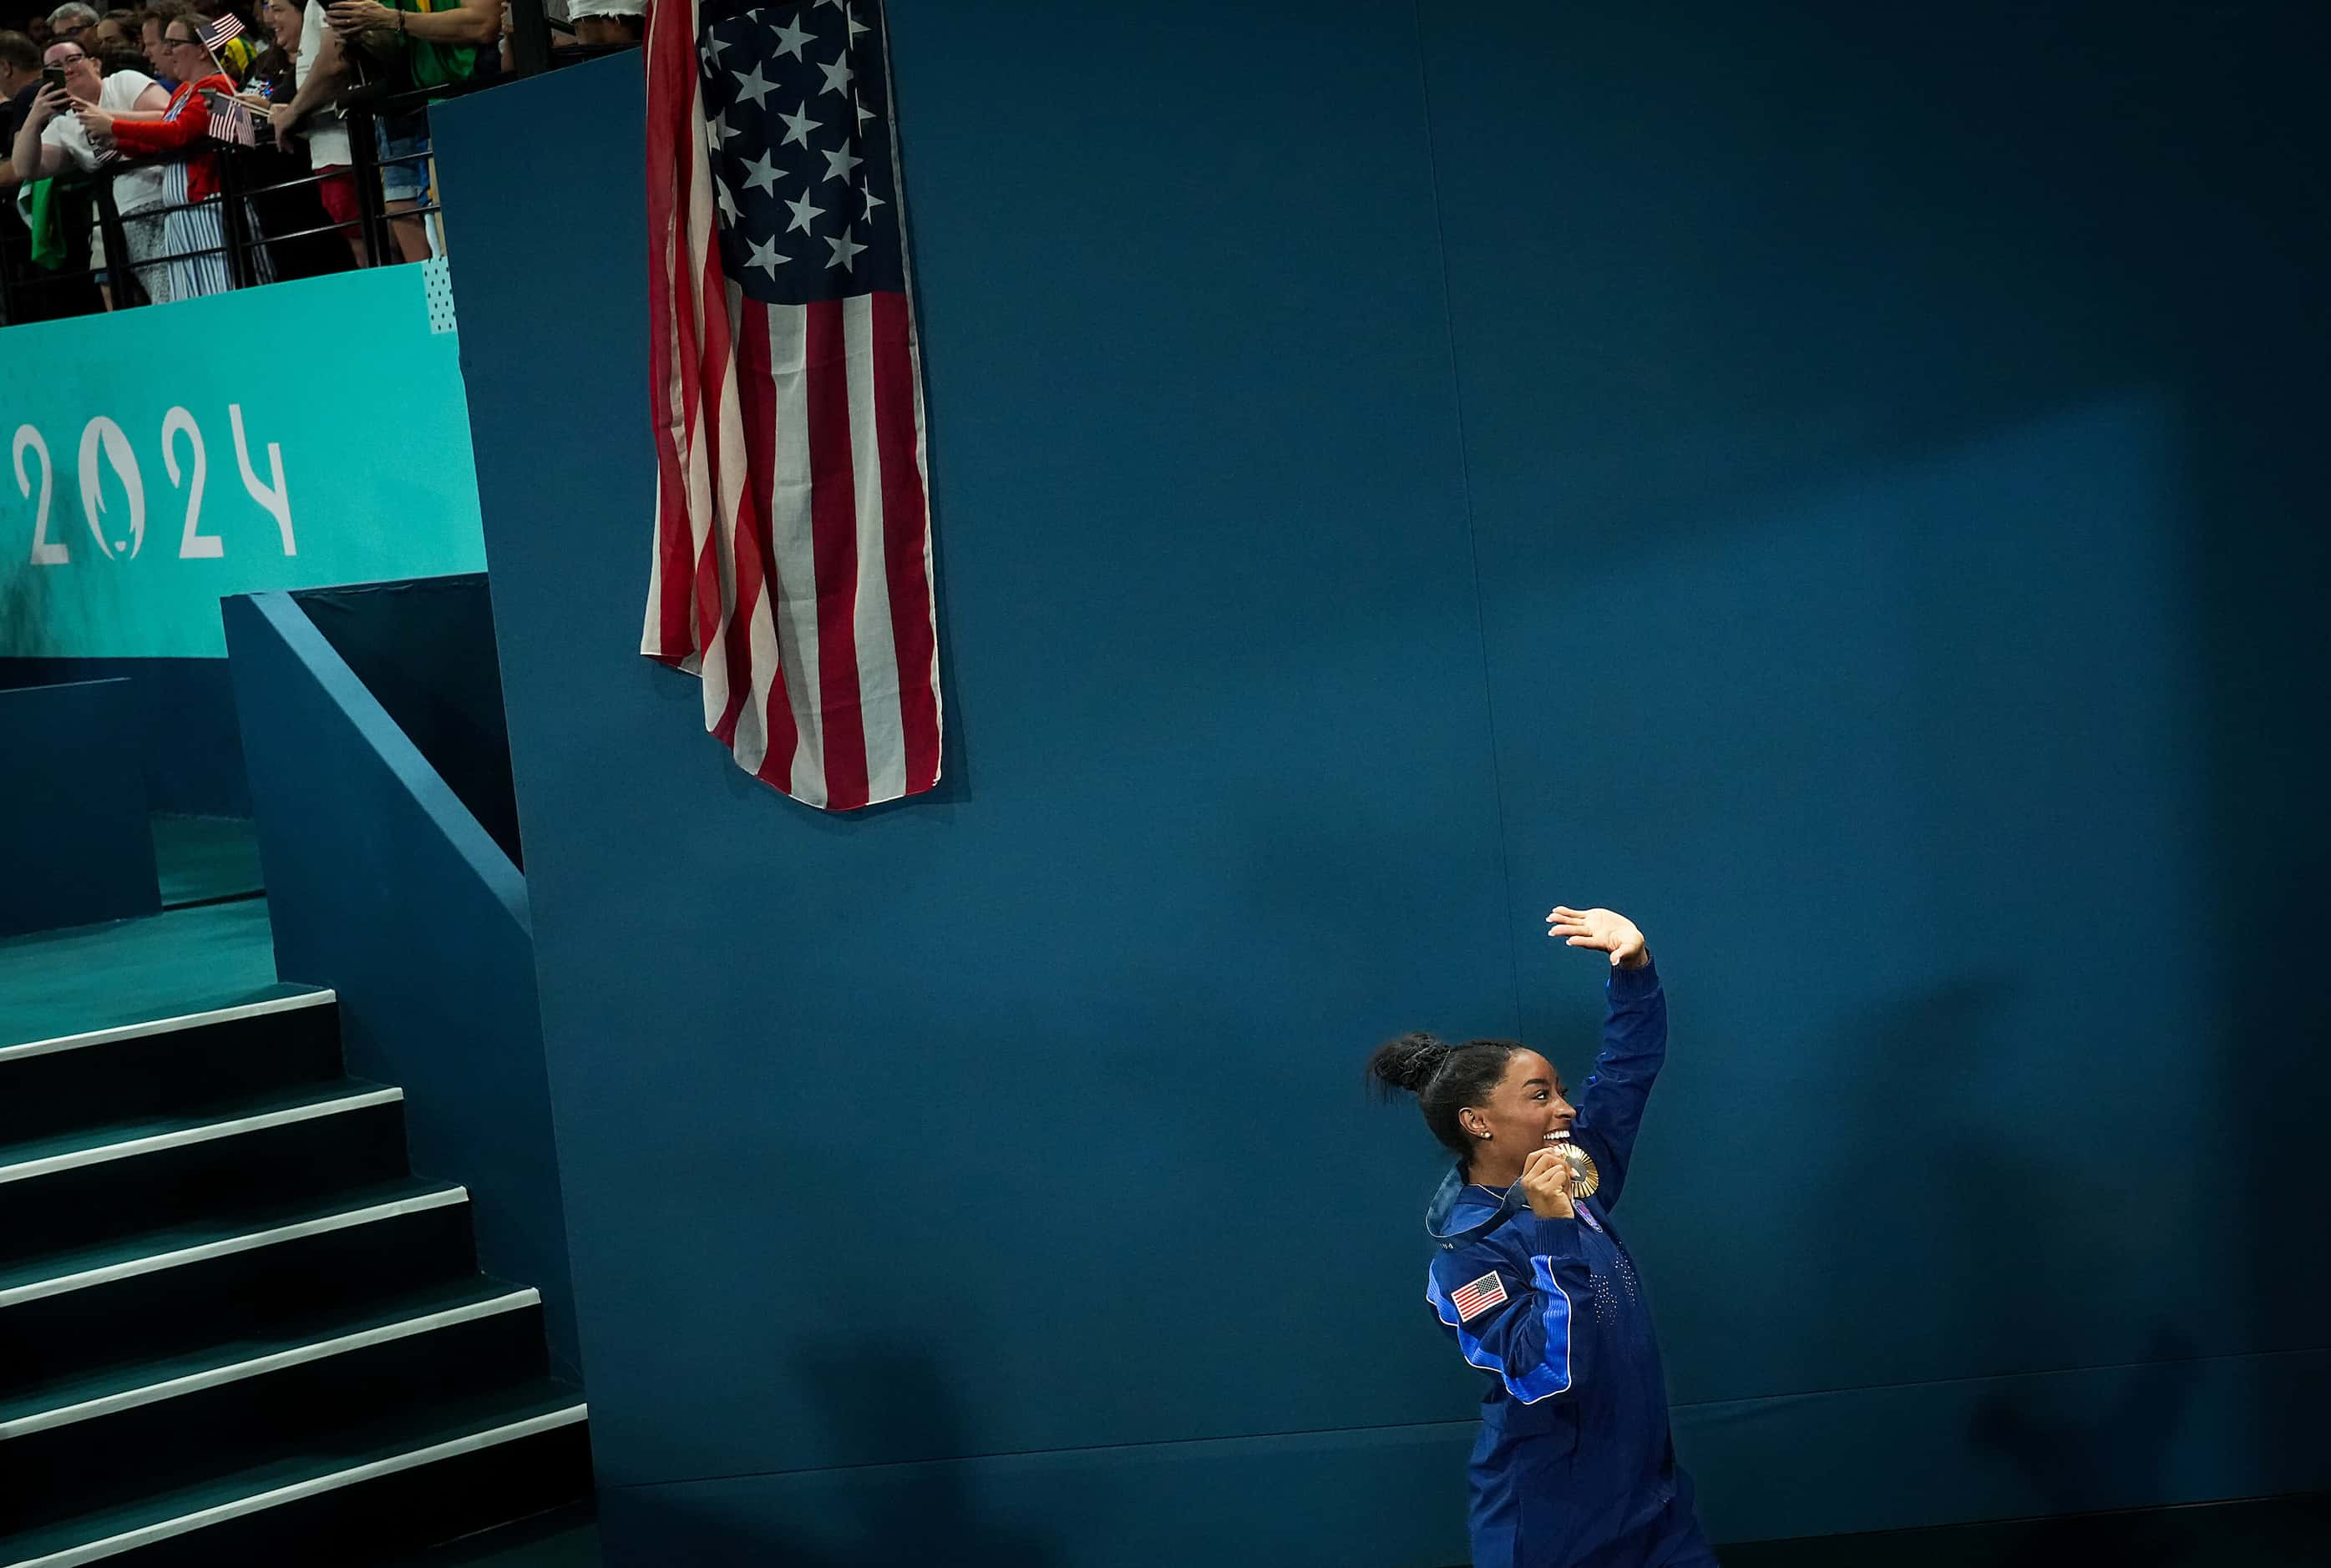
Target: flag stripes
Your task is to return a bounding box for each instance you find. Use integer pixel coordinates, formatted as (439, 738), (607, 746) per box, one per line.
(642, 0), (940, 812)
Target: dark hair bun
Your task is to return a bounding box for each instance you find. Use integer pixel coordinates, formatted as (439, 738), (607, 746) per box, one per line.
(1366, 1030), (1449, 1099)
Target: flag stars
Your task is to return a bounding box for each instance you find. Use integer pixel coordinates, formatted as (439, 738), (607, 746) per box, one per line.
(732, 62), (776, 109)
(741, 150), (782, 195)
(715, 179), (739, 224)
(769, 12), (813, 58)
(854, 94), (876, 130)
(778, 103), (819, 148)
(706, 109), (732, 149)
(744, 235), (788, 278)
(860, 185), (884, 220)
(847, 9), (867, 40)
(783, 191), (825, 234)
(825, 226), (866, 271)
(817, 53), (854, 97)
(820, 143), (863, 184)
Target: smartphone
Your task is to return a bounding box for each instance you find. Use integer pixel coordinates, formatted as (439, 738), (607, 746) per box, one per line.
(42, 64), (67, 94)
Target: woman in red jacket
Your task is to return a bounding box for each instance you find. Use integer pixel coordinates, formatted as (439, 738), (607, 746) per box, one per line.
(78, 13), (270, 299)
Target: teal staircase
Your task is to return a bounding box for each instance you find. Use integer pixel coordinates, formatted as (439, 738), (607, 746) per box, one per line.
(0, 991), (589, 1565)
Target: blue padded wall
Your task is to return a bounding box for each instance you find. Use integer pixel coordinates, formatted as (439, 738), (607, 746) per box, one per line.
(0, 659), (249, 816)
(431, 1), (2328, 1559)
(293, 577), (524, 869)
(1421, 1), (2331, 1540)
(436, 8), (1510, 1559)
(0, 679), (159, 937)
(225, 592), (581, 1380)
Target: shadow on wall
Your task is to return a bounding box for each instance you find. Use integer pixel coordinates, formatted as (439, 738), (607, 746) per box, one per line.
(1969, 1325), (2201, 1568)
(2176, 178), (2331, 1504)
(600, 1351), (1062, 1567)
(1812, 980), (2217, 1520)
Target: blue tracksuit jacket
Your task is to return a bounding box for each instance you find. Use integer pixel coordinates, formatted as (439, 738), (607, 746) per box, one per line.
(1421, 961), (1707, 1568)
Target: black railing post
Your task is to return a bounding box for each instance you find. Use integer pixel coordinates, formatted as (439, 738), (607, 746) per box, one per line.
(215, 148), (259, 290)
(346, 104), (392, 267)
(93, 172), (149, 310)
(508, 0), (552, 77)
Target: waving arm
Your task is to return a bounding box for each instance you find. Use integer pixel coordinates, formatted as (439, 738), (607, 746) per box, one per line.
(1547, 906), (1666, 1212)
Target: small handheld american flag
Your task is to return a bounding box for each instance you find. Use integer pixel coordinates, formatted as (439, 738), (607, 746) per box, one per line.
(205, 90), (257, 148)
(202, 13), (243, 50)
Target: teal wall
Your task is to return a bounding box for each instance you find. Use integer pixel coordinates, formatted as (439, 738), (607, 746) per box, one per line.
(0, 263), (489, 812)
(1, 264), (486, 660)
(433, 3), (2329, 1561)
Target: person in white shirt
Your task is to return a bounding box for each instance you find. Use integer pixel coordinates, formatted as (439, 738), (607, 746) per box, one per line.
(567, 0), (640, 47)
(8, 37), (172, 304)
(267, 0), (356, 262)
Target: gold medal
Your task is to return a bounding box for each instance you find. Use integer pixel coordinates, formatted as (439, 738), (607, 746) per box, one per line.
(1554, 1137), (1599, 1201)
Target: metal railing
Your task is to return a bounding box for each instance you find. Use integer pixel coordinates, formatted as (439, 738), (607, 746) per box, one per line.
(2, 12), (636, 321)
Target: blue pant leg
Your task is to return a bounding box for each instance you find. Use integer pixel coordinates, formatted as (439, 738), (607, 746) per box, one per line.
(1466, 1422), (1524, 1568)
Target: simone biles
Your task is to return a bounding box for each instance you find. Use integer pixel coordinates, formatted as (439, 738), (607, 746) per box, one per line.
(1370, 905), (1714, 1568)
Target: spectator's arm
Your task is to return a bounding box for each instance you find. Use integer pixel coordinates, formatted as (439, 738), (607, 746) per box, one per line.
(9, 98), (66, 183)
(109, 96), (211, 155)
(275, 29), (347, 134)
(328, 0), (503, 48)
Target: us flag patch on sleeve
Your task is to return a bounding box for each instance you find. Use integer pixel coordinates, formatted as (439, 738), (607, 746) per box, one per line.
(1450, 1271), (1509, 1322)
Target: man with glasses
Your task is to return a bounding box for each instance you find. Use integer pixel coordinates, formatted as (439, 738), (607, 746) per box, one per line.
(45, 4), (103, 44)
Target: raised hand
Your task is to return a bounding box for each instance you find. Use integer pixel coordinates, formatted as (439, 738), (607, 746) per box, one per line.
(1546, 905), (1649, 969)
(327, 0), (396, 33)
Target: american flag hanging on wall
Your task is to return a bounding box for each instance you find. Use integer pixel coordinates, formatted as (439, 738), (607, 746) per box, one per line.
(642, 0), (941, 811)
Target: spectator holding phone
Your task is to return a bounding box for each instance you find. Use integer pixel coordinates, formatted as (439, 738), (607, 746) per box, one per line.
(8, 33), (170, 301)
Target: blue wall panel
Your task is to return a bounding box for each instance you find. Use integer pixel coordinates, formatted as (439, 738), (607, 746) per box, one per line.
(225, 592), (581, 1379)
(431, 0), (2328, 1557)
(438, 0), (1512, 1495)
(0, 678), (159, 937)
(294, 577), (524, 868)
(0, 658), (249, 816)
(1419, 1), (2330, 1433)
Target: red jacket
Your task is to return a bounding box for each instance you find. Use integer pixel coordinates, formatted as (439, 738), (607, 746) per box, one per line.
(110, 73), (233, 200)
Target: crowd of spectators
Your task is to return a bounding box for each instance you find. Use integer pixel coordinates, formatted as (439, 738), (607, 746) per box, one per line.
(0, 0), (638, 323)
